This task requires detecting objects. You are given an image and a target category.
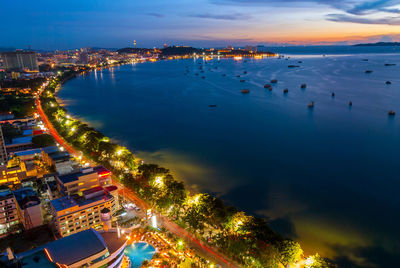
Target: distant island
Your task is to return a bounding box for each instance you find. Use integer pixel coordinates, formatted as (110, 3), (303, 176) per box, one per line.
(354, 42), (400, 47)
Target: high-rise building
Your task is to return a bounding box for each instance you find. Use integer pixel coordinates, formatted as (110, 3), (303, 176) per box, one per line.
(1, 51), (38, 72)
(50, 186), (116, 237)
(0, 125), (8, 166)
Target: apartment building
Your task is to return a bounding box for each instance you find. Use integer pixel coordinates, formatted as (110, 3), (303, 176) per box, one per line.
(56, 166), (112, 195)
(0, 188), (19, 236)
(50, 186), (116, 237)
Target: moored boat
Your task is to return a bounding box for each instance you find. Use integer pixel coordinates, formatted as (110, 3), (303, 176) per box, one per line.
(241, 89), (250, 94)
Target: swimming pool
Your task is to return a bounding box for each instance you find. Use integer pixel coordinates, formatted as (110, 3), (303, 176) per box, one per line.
(124, 242), (156, 267)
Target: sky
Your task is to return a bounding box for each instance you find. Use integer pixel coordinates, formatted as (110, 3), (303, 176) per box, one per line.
(2, 0), (400, 50)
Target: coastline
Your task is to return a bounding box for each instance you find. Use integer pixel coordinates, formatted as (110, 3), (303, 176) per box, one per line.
(39, 61), (329, 267)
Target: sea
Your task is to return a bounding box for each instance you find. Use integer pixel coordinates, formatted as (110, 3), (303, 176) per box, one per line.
(59, 46), (400, 267)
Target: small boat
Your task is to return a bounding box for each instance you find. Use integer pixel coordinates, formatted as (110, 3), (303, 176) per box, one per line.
(271, 79), (278, 83)
(365, 70), (373, 74)
(200, 70), (204, 73)
(384, 63), (396, 66)
(307, 101), (314, 108)
(209, 104), (217, 108)
(288, 65), (300, 68)
(243, 71), (247, 74)
(240, 79), (245, 82)
(331, 92), (335, 97)
(301, 84), (307, 89)
(195, 73), (199, 76)
(386, 81), (392, 85)
(349, 101), (353, 106)
(264, 84), (272, 89)
(236, 75), (241, 78)
(283, 89), (289, 94)
(201, 76), (205, 79)
(388, 110), (395, 116)
(298, 61), (303, 63)
(362, 59), (368, 61)
(241, 89), (250, 94)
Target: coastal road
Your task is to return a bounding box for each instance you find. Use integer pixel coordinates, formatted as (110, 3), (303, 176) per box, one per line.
(36, 94), (240, 268)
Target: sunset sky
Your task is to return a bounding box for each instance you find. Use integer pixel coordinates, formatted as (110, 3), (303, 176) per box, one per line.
(3, 0), (400, 49)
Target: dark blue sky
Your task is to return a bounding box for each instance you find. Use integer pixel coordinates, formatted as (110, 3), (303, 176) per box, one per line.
(2, 0), (400, 50)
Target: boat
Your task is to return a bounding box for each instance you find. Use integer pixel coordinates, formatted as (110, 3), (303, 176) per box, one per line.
(201, 76), (206, 79)
(301, 84), (307, 89)
(195, 73), (199, 76)
(388, 110), (395, 116)
(384, 63), (396, 66)
(264, 84), (272, 89)
(349, 101), (353, 106)
(365, 70), (373, 74)
(288, 65), (300, 68)
(298, 61), (303, 63)
(307, 101), (314, 108)
(362, 59), (368, 61)
(240, 79), (245, 82)
(209, 104), (217, 108)
(271, 79), (278, 83)
(243, 71), (247, 74)
(331, 92), (335, 97)
(241, 89), (250, 94)
(283, 89), (289, 94)
(386, 81), (392, 85)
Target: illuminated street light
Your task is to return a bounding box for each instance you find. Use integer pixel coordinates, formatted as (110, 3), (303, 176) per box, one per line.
(154, 176), (163, 187)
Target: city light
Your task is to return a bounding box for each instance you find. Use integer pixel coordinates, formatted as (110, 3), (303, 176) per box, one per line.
(154, 176), (163, 187)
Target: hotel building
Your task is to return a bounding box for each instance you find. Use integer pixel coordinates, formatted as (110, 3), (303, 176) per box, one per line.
(7, 228), (128, 268)
(50, 186), (116, 237)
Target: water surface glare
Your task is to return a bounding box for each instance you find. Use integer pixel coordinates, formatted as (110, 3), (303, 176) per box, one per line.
(60, 53), (400, 267)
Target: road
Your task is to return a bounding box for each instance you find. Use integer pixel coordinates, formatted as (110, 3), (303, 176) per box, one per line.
(36, 94), (240, 268)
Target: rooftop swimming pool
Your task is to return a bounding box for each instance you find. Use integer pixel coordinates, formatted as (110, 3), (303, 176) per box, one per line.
(124, 242), (156, 268)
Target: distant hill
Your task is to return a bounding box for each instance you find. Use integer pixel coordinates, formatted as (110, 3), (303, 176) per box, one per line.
(117, 47), (154, 54)
(160, 46), (203, 56)
(354, 42), (400, 47)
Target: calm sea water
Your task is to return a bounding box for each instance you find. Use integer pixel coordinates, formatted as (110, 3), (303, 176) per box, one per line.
(60, 46), (400, 267)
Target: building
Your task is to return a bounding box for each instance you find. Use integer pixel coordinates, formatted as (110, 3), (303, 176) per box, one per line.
(0, 125), (8, 165)
(56, 166), (112, 195)
(8, 228), (127, 268)
(13, 187), (43, 230)
(5, 136), (33, 153)
(1, 51), (38, 72)
(42, 146), (78, 174)
(0, 188), (19, 236)
(50, 186), (116, 237)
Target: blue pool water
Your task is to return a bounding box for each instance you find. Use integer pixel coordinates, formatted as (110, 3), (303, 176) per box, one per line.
(60, 47), (400, 267)
(124, 242), (156, 267)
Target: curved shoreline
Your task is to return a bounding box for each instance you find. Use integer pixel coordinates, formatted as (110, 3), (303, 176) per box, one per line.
(39, 63), (328, 267)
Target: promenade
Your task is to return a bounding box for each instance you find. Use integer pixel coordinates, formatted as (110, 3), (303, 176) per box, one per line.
(36, 92), (240, 268)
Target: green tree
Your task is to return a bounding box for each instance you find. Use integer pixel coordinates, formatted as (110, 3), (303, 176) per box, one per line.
(32, 134), (55, 148)
(278, 239), (303, 266)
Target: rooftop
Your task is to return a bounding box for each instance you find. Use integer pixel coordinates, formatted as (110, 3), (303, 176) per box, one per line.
(14, 148), (41, 157)
(42, 146), (59, 154)
(13, 187), (40, 209)
(100, 231), (127, 254)
(50, 190), (113, 212)
(7, 136), (32, 146)
(45, 229), (107, 266)
(50, 195), (77, 212)
(47, 151), (70, 162)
